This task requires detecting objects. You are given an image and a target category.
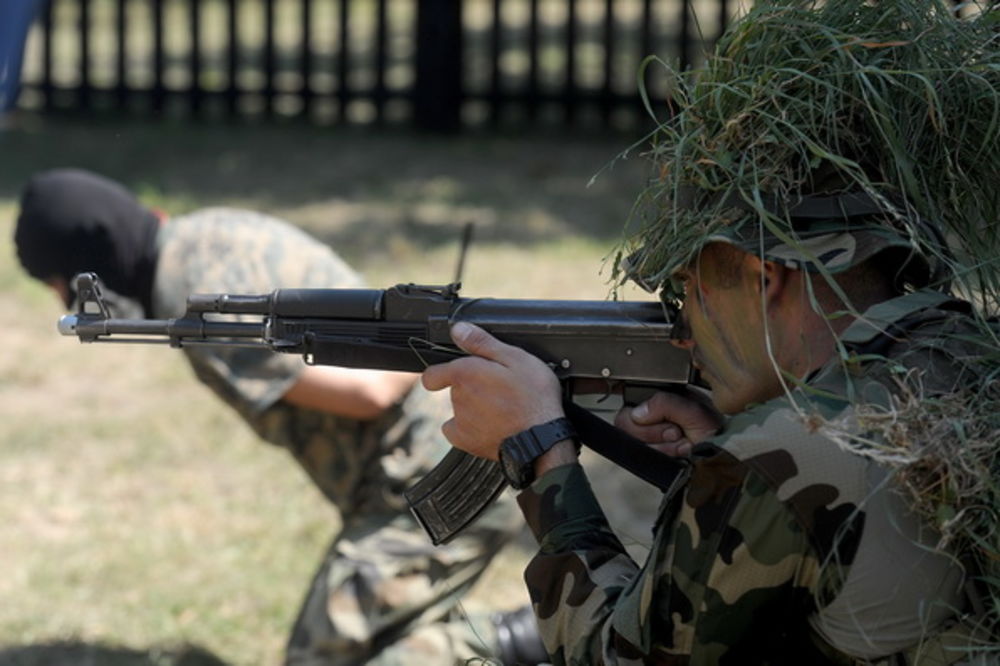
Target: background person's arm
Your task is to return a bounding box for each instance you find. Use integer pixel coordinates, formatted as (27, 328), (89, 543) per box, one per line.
(283, 365), (417, 421)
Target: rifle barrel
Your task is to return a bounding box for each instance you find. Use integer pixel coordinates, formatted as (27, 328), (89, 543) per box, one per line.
(58, 314), (265, 342)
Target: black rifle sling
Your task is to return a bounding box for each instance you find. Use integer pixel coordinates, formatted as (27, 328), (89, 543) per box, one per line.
(563, 401), (690, 493)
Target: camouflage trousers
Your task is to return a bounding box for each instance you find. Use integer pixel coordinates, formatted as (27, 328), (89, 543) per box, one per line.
(285, 497), (521, 666)
(250, 386), (524, 665)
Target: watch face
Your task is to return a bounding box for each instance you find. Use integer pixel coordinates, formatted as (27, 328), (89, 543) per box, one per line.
(499, 445), (531, 489)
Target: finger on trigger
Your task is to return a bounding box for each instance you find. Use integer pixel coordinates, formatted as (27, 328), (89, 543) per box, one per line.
(421, 363), (452, 391)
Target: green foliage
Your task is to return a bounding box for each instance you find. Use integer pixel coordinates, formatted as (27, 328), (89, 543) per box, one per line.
(618, 0), (1000, 310)
(843, 370), (1000, 650)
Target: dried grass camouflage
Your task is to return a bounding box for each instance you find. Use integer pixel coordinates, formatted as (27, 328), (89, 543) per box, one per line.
(615, 0), (1000, 308)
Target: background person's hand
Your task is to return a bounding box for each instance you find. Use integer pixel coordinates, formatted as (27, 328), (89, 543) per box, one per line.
(422, 322), (564, 460)
(614, 390), (723, 456)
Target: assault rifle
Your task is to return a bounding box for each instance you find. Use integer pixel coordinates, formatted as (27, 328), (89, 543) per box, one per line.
(58, 272), (694, 544)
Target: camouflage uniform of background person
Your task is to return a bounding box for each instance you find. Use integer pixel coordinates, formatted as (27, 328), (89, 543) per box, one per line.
(13, 168), (547, 666)
(418, 0), (1000, 664)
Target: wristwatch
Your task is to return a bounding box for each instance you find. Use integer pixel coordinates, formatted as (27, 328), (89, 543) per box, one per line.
(498, 417), (578, 490)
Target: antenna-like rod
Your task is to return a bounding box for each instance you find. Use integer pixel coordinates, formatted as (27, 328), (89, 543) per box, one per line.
(454, 221), (474, 285)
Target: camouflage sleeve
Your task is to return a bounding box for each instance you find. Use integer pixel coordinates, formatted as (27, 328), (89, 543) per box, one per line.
(154, 209), (362, 417)
(518, 464), (646, 665)
(518, 452), (814, 664)
(182, 344), (304, 416)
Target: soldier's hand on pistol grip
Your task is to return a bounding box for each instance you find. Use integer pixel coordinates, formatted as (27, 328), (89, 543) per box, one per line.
(421, 321), (565, 461)
(614, 390), (723, 457)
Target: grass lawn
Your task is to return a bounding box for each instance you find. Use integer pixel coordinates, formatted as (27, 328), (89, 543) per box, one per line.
(0, 115), (662, 665)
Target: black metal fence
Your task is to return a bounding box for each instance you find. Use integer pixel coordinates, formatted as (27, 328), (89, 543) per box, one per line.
(18, 0), (735, 131)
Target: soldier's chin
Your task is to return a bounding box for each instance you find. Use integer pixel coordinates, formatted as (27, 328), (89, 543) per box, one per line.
(708, 385), (746, 416)
(696, 367), (714, 390)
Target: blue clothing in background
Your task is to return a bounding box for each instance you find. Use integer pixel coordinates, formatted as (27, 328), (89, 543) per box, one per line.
(1, 1), (46, 112)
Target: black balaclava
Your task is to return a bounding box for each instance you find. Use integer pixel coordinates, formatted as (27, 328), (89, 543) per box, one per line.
(14, 168), (161, 316)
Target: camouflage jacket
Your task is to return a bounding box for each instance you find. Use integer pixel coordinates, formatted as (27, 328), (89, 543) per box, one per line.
(518, 290), (978, 665)
(151, 209), (453, 519)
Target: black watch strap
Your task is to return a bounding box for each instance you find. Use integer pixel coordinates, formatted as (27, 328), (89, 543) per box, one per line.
(499, 417), (577, 490)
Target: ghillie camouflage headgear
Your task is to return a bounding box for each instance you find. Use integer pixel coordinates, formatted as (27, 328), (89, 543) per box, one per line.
(616, 0), (1000, 312)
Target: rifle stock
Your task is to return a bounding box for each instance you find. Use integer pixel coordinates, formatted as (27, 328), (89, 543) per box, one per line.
(58, 272), (693, 544)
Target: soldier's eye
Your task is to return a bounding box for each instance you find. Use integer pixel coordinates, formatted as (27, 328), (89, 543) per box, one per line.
(668, 272), (690, 298)
(658, 287), (683, 325)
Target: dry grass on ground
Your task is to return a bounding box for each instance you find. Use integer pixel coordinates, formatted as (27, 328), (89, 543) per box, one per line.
(0, 118), (662, 665)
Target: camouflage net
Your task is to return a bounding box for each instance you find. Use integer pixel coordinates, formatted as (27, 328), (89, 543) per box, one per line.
(615, 0), (1000, 307)
(821, 366), (1000, 648)
(612, 0), (1000, 649)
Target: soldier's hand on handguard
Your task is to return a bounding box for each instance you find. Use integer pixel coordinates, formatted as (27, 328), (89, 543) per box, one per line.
(614, 391), (724, 457)
(421, 321), (564, 461)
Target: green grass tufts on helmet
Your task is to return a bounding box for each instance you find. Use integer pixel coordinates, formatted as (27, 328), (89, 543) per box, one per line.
(616, 0), (1000, 311)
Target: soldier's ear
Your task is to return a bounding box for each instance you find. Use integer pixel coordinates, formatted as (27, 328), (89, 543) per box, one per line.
(759, 260), (790, 308)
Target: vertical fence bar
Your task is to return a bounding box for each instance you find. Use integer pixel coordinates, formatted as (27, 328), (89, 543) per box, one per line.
(527, 0), (538, 120)
(641, 0), (653, 61)
(564, 0), (577, 124)
(678, 0), (692, 69)
(716, 0), (730, 43)
(490, 0), (501, 125)
(602, 0), (614, 126)
(638, 0), (653, 121)
(338, 0), (350, 119)
(189, 0), (202, 115)
(116, 0), (127, 109)
(374, 0), (387, 123)
(300, 0), (313, 117)
(79, 0), (91, 109)
(41, 0), (54, 110)
(227, 0), (238, 116)
(414, 0), (462, 131)
(152, 0), (165, 112)
(264, 0), (275, 117)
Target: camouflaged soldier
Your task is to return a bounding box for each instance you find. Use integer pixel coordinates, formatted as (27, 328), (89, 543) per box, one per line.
(421, 1), (1000, 664)
(424, 216), (991, 665)
(14, 168), (547, 665)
